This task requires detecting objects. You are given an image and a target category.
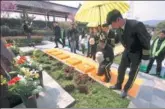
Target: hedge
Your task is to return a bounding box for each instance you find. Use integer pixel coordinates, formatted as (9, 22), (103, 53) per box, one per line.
(1, 18), (72, 30)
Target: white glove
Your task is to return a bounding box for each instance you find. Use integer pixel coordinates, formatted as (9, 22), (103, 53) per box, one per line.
(95, 52), (104, 64)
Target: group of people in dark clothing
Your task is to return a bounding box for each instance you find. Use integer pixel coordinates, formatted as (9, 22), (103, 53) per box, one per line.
(52, 9), (165, 99)
(53, 22), (79, 53)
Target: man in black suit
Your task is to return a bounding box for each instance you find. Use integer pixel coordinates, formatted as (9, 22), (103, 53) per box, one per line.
(106, 9), (151, 98)
(53, 22), (64, 48)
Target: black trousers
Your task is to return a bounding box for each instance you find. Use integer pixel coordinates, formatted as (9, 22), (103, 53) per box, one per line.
(55, 37), (63, 47)
(76, 39), (79, 50)
(146, 56), (164, 75)
(87, 42), (90, 57)
(81, 44), (85, 54)
(116, 50), (141, 92)
(89, 44), (97, 60)
(62, 37), (65, 46)
(97, 62), (112, 81)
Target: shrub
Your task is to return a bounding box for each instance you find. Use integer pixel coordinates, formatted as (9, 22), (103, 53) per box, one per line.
(33, 50), (45, 58)
(64, 66), (75, 80)
(73, 73), (91, 87)
(51, 70), (63, 80)
(42, 64), (51, 71)
(9, 29), (24, 36)
(5, 38), (43, 47)
(63, 83), (75, 93)
(1, 25), (10, 36)
(77, 84), (89, 94)
(32, 29), (53, 36)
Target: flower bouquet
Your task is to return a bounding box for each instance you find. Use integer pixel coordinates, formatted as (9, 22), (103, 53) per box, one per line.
(7, 75), (42, 108)
(0, 75), (8, 97)
(10, 45), (20, 56)
(19, 61), (44, 87)
(5, 43), (13, 48)
(0, 75), (10, 108)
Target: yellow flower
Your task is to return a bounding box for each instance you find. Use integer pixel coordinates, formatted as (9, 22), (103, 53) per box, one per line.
(0, 75), (7, 85)
(34, 73), (39, 78)
(0, 75), (3, 79)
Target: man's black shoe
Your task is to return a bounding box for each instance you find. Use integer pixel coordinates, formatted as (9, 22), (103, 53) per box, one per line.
(121, 90), (128, 99)
(144, 71), (149, 74)
(110, 85), (121, 90)
(54, 46), (58, 48)
(105, 78), (111, 83)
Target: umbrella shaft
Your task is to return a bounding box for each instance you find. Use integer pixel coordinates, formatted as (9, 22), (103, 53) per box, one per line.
(99, 6), (101, 25)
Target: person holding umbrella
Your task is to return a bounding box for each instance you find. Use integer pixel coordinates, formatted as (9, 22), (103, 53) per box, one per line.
(106, 9), (151, 98)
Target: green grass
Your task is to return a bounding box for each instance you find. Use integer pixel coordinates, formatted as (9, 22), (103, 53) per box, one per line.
(31, 51), (130, 108)
(71, 83), (129, 108)
(114, 55), (122, 65)
(49, 69), (130, 108)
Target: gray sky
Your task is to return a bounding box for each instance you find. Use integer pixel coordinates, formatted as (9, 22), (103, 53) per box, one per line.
(50, 1), (165, 21)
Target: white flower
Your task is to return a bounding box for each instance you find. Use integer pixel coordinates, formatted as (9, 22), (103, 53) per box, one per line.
(17, 74), (24, 79)
(17, 75), (27, 84)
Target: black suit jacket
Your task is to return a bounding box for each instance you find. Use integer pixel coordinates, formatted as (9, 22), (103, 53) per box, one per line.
(120, 20), (151, 57)
(97, 43), (114, 64)
(53, 26), (61, 38)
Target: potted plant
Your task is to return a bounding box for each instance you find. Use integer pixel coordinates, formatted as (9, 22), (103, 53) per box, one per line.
(20, 61), (44, 87)
(14, 56), (44, 87)
(29, 61), (43, 87)
(7, 75), (42, 108)
(10, 44), (20, 56)
(0, 74), (10, 108)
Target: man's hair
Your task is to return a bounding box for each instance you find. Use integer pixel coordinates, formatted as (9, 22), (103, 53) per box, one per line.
(106, 9), (123, 25)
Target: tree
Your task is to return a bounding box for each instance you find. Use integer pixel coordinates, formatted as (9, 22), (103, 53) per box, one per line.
(1, 1), (17, 18)
(156, 20), (165, 31)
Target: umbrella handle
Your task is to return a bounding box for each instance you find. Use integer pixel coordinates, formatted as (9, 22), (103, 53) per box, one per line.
(98, 5), (103, 34)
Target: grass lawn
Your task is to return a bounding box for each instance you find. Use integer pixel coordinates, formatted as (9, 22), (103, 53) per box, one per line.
(31, 50), (130, 108)
(114, 54), (122, 65)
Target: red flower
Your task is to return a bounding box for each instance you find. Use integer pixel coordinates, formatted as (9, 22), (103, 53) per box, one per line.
(5, 43), (13, 48)
(8, 76), (21, 86)
(16, 56), (27, 64)
(8, 80), (15, 86)
(20, 56), (26, 61)
(17, 59), (26, 64)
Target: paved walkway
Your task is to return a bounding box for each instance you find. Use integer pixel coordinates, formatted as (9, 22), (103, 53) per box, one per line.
(20, 40), (165, 108)
(112, 64), (165, 108)
(14, 71), (75, 108)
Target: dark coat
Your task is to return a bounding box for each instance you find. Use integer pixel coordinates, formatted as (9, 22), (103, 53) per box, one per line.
(97, 43), (114, 64)
(119, 19), (151, 59)
(53, 26), (61, 39)
(67, 28), (78, 42)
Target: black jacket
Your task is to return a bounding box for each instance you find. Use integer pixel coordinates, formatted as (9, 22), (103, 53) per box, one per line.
(67, 28), (78, 42)
(107, 30), (120, 47)
(23, 23), (32, 33)
(97, 43), (114, 64)
(53, 26), (61, 38)
(119, 20), (151, 56)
